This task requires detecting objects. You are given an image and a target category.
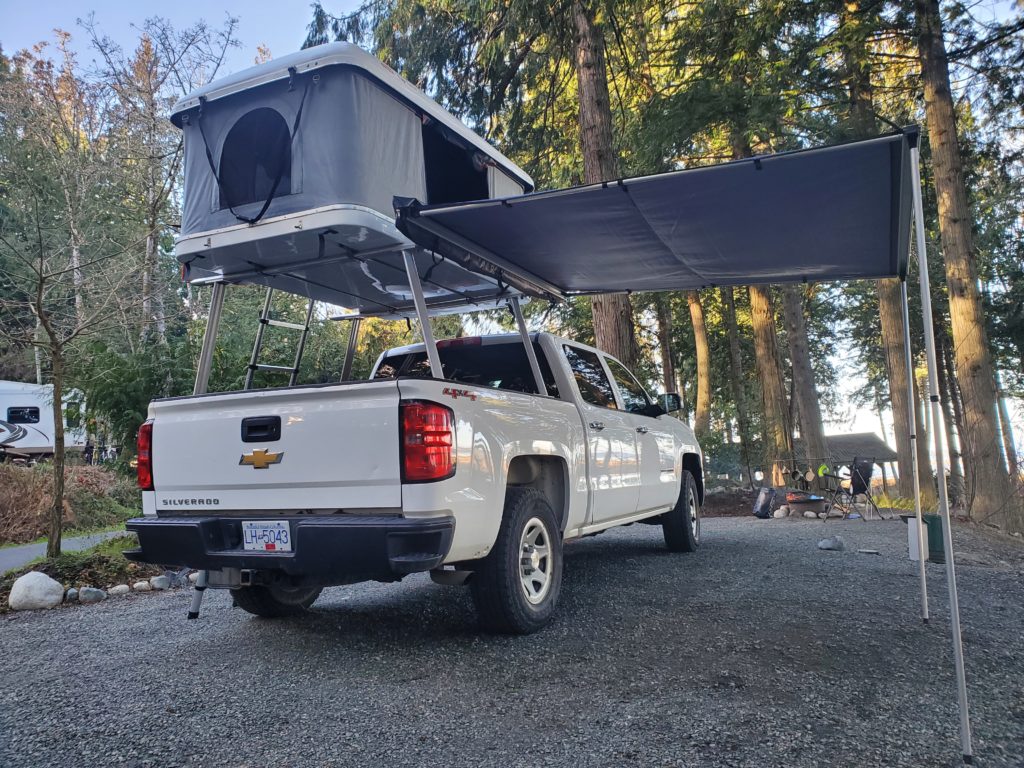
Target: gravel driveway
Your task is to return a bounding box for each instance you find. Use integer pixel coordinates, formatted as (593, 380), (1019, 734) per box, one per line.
(1, 517), (1021, 768)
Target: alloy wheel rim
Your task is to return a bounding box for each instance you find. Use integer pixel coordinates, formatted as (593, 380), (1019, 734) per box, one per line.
(519, 517), (553, 605)
(690, 488), (700, 542)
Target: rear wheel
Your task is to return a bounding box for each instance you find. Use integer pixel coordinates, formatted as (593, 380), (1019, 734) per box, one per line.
(470, 488), (563, 634)
(232, 584), (322, 618)
(663, 470), (701, 552)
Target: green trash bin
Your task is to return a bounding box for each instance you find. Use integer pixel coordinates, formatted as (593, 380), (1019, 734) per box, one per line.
(922, 513), (945, 563)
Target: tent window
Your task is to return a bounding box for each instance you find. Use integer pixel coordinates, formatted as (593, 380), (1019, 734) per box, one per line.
(219, 108), (292, 209)
(422, 123), (488, 204)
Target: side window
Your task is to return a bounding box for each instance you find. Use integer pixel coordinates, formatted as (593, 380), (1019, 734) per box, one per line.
(65, 402), (82, 429)
(563, 346), (617, 409)
(605, 357), (651, 415)
(219, 107), (292, 209)
(7, 407), (40, 424)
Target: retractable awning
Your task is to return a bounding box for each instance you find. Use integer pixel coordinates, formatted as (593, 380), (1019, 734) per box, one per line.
(395, 130), (915, 297)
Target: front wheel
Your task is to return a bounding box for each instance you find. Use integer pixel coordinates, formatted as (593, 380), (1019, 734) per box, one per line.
(470, 488), (563, 634)
(663, 469), (701, 552)
(232, 584), (322, 618)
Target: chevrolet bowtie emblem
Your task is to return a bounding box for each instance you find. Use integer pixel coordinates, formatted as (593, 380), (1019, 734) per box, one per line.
(239, 449), (284, 469)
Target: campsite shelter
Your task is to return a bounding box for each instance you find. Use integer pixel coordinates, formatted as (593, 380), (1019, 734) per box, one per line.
(174, 43), (974, 763)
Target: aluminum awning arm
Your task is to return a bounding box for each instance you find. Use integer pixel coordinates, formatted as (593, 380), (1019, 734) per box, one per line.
(394, 197), (564, 303)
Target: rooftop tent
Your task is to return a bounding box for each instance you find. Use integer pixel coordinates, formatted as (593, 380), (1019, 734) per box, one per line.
(170, 43), (534, 316)
(395, 131), (914, 298)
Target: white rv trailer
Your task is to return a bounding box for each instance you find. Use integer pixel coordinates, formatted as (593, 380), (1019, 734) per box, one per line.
(0, 380), (87, 460)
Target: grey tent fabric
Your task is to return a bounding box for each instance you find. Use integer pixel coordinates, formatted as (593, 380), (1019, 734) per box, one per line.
(171, 43), (537, 316)
(396, 131), (915, 297)
(175, 66), (429, 236)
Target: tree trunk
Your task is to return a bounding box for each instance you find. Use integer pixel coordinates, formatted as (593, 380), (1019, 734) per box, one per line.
(572, 0), (637, 369)
(915, 0), (1021, 531)
(995, 369), (1018, 476)
(687, 290), (711, 440)
(721, 286), (753, 482)
(47, 346), (66, 559)
(876, 279), (919, 499)
(937, 330), (965, 506)
(780, 284), (827, 489)
(749, 285), (792, 486)
(655, 296), (679, 394)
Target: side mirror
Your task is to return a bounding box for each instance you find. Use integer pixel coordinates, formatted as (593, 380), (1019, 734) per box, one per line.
(659, 393), (682, 414)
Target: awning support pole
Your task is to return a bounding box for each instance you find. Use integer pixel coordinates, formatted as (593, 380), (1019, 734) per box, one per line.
(508, 297), (546, 396)
(340, 318), (362, 382)
(403, 251), (443, 379)
(194, 282), (225, 396)
(188, 281), (225, 619)
(900, 278), (929, 622)
(910, 143), (973, 763)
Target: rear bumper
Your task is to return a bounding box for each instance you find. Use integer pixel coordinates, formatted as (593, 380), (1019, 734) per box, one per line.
(124, 514), (454, 584)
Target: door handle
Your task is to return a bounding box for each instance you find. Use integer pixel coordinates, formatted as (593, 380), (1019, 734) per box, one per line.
(589, 421), (605, 431)
(636, 426), (649, 434)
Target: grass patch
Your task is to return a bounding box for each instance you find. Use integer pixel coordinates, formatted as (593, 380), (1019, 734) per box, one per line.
(0, 534), (161, 613)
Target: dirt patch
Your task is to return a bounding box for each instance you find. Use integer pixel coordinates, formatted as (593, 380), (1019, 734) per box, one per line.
(702, 486), (757, 517)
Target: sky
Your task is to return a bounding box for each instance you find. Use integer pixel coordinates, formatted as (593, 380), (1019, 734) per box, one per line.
(1, 0), (1020, 458)
(0, 0), (360, 72)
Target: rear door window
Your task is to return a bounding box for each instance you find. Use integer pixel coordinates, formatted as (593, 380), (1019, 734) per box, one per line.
(563, 345), (617, 409)
(374, 341), (559, 397)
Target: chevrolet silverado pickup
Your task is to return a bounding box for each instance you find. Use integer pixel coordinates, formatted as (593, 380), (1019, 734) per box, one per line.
(127, 333), (703, 634)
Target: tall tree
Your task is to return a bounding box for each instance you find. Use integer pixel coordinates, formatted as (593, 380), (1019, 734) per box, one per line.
(720, 286), (753, 482)
(571, 1), (638, 368)
(780, 284), (826, 484)
(915, 0), (1022, 532)
(749, 285), (792, 486)
(838, 1), (930, 500)
(687, 289), (711, 439)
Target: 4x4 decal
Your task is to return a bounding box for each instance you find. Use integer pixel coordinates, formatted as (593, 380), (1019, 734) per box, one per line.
(442, 387), (477, 402)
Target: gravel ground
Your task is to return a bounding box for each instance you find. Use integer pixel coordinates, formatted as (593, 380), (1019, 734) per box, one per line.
(1, 517), (1021, 768)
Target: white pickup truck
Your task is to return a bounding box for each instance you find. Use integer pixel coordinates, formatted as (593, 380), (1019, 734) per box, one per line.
(127, 332), (702, 633)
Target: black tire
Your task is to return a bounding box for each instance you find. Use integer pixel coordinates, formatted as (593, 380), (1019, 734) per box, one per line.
(663, 470), (701, 552)
(231, 584), (322, 618)
(470, 487), (563, 635)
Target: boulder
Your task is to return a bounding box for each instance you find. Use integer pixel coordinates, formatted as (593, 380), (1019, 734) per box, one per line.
(9, 571), (65, 610)
(78, 587), (106, 603)
(65, 588), (79, 603)
(108, 584), (130, 596)
(818, 535), (845, 552)
(150, 575), (171, 591)
(132, 581), (152, 592)
(773, 509), (788, 519)
(802, 510), (818, 519)
(187, 572), (199, 585)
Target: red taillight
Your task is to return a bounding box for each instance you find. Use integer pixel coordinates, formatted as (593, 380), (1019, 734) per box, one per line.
(137, 420), (154, 490)
(401, 400), (455, 483)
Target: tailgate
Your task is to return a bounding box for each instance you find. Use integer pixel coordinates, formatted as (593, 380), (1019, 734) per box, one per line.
(149, 381), (401, 511)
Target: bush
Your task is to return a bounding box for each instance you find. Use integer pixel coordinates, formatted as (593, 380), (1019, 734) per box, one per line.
(0, 464), (140, 545)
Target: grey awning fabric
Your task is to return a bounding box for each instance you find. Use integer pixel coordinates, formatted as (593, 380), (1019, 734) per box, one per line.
(396, 131), (915, 298)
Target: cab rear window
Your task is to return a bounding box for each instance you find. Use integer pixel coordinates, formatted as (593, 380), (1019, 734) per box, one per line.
(375, 342), (559, 397)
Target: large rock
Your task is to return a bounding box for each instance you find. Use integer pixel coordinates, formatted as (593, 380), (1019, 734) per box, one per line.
(818, 535), (845, 552)
(132, 581), (152, 592)
(802, 510), (818, 519)
(8, 571), (65, 610)
(78, 587), (106, 603)
(65, 588), (79, 603)
(108, 584), (130, 596)
(150, 575), (170, 591)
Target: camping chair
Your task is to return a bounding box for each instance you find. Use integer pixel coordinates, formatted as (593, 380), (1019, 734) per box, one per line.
(824, 457), (882, 520)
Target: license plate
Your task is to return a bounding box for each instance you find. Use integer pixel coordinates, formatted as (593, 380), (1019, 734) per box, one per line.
(241, 521), (292, 552)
